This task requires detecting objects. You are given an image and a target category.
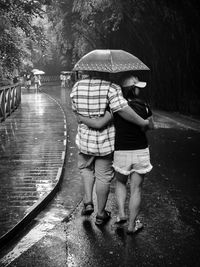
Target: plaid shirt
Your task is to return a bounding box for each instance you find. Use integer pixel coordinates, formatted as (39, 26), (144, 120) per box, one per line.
(70, 78), (128, 156)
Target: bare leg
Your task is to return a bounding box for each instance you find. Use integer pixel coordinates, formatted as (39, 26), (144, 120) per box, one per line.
(115, 173), (128, 218)
(128, 172), (144, 232)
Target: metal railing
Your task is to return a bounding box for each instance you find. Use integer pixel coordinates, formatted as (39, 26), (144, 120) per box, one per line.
(0, 83), (21, 122)
(41, 75), (59, 82)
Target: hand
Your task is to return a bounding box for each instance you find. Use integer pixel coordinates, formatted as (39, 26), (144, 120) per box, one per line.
(141, 116), (155, 132)
(104, 110), (113, 121)
(148, 116), (155, 130)
(74, 112), (82, 124)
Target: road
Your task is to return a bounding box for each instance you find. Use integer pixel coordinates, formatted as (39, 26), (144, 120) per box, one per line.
(0, 84), (199, 267)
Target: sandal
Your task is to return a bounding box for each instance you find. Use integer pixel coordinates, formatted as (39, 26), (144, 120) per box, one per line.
(115, 216), (127, 224)
(95, 210), (111, 226)
(81, 202), (94, 216)
(126, 219), (143, 235)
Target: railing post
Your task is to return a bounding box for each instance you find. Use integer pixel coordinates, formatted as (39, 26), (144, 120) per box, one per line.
(16, 84), (21, 106)
(0, 89), (6, 121)
(11, 86), (15, 111)
(0, 83), (21, 122)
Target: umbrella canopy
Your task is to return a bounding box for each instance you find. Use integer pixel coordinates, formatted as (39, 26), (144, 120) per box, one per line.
(31, 69), (40, 73)
(73, 49), (150, 73)
(61, 71), (71, 74)
(33, 70), (45, 75)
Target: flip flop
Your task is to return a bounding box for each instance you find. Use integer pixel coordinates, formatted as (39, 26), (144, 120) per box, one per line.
(126, 219), (143, 235)
(115, 216), (127, 224)
(81, 202), (94, 216)
(95, 210), (111, 226)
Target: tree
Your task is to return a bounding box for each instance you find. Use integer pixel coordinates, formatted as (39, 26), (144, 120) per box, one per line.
(46, 0), (123, 68)
(0, 0), (50, 79)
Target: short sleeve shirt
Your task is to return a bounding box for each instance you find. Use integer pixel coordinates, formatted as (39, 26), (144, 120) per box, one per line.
(114, 98), (152, 150)
(70, 78), (128, 156)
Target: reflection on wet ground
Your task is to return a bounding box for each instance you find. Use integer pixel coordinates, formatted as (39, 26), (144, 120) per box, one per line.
(0, 90), (66, 238)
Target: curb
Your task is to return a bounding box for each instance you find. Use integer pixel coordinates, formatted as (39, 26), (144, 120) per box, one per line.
(42, 88), (84, 225)
(153, 110), (200, 132)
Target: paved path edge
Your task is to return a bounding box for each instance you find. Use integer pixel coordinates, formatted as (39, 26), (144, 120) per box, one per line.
(43, 89), (84, 225)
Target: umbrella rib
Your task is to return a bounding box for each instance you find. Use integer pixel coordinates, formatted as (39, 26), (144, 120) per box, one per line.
(109, 50), (114, 71)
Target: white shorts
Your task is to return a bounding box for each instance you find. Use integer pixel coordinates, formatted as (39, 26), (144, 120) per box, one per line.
(113, 148), (152, 175)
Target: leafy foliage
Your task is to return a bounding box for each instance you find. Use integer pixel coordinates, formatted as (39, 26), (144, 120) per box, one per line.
(0, 0), (48, 79)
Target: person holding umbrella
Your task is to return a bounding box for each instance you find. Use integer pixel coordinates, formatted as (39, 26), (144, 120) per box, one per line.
(71, 66), (153, 225)
(32, 69), (44, 90)
(26, 73), (32, 90)
(34, 74), (40, 90)
(79, 74), (153, 234)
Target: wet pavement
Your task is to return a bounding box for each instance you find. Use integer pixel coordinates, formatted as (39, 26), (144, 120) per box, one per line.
(0, 88), (67, 245)
(0, 82), (200, 266)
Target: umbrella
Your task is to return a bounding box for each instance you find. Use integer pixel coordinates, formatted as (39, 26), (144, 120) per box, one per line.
(33, 70), (45, 75)
(61, 71), (71, 74)
(31, 69), (40, 73)
(73, 49), (150, 73)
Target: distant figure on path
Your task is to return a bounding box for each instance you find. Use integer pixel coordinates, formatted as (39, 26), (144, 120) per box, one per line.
(60, 73), (63, 87)
(13, 76), (19, 84)
(34, 74), (41, 90)
(60, 73), (66, 87)
(66, 74), (71, 87)
(26, 74), (31, 90)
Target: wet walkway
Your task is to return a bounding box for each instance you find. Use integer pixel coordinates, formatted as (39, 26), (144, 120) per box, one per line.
(0, 88), (67, 245)
(0, 83), (200, 266)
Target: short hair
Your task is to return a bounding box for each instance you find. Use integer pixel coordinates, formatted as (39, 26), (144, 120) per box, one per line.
(86, 71), (110, 80)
